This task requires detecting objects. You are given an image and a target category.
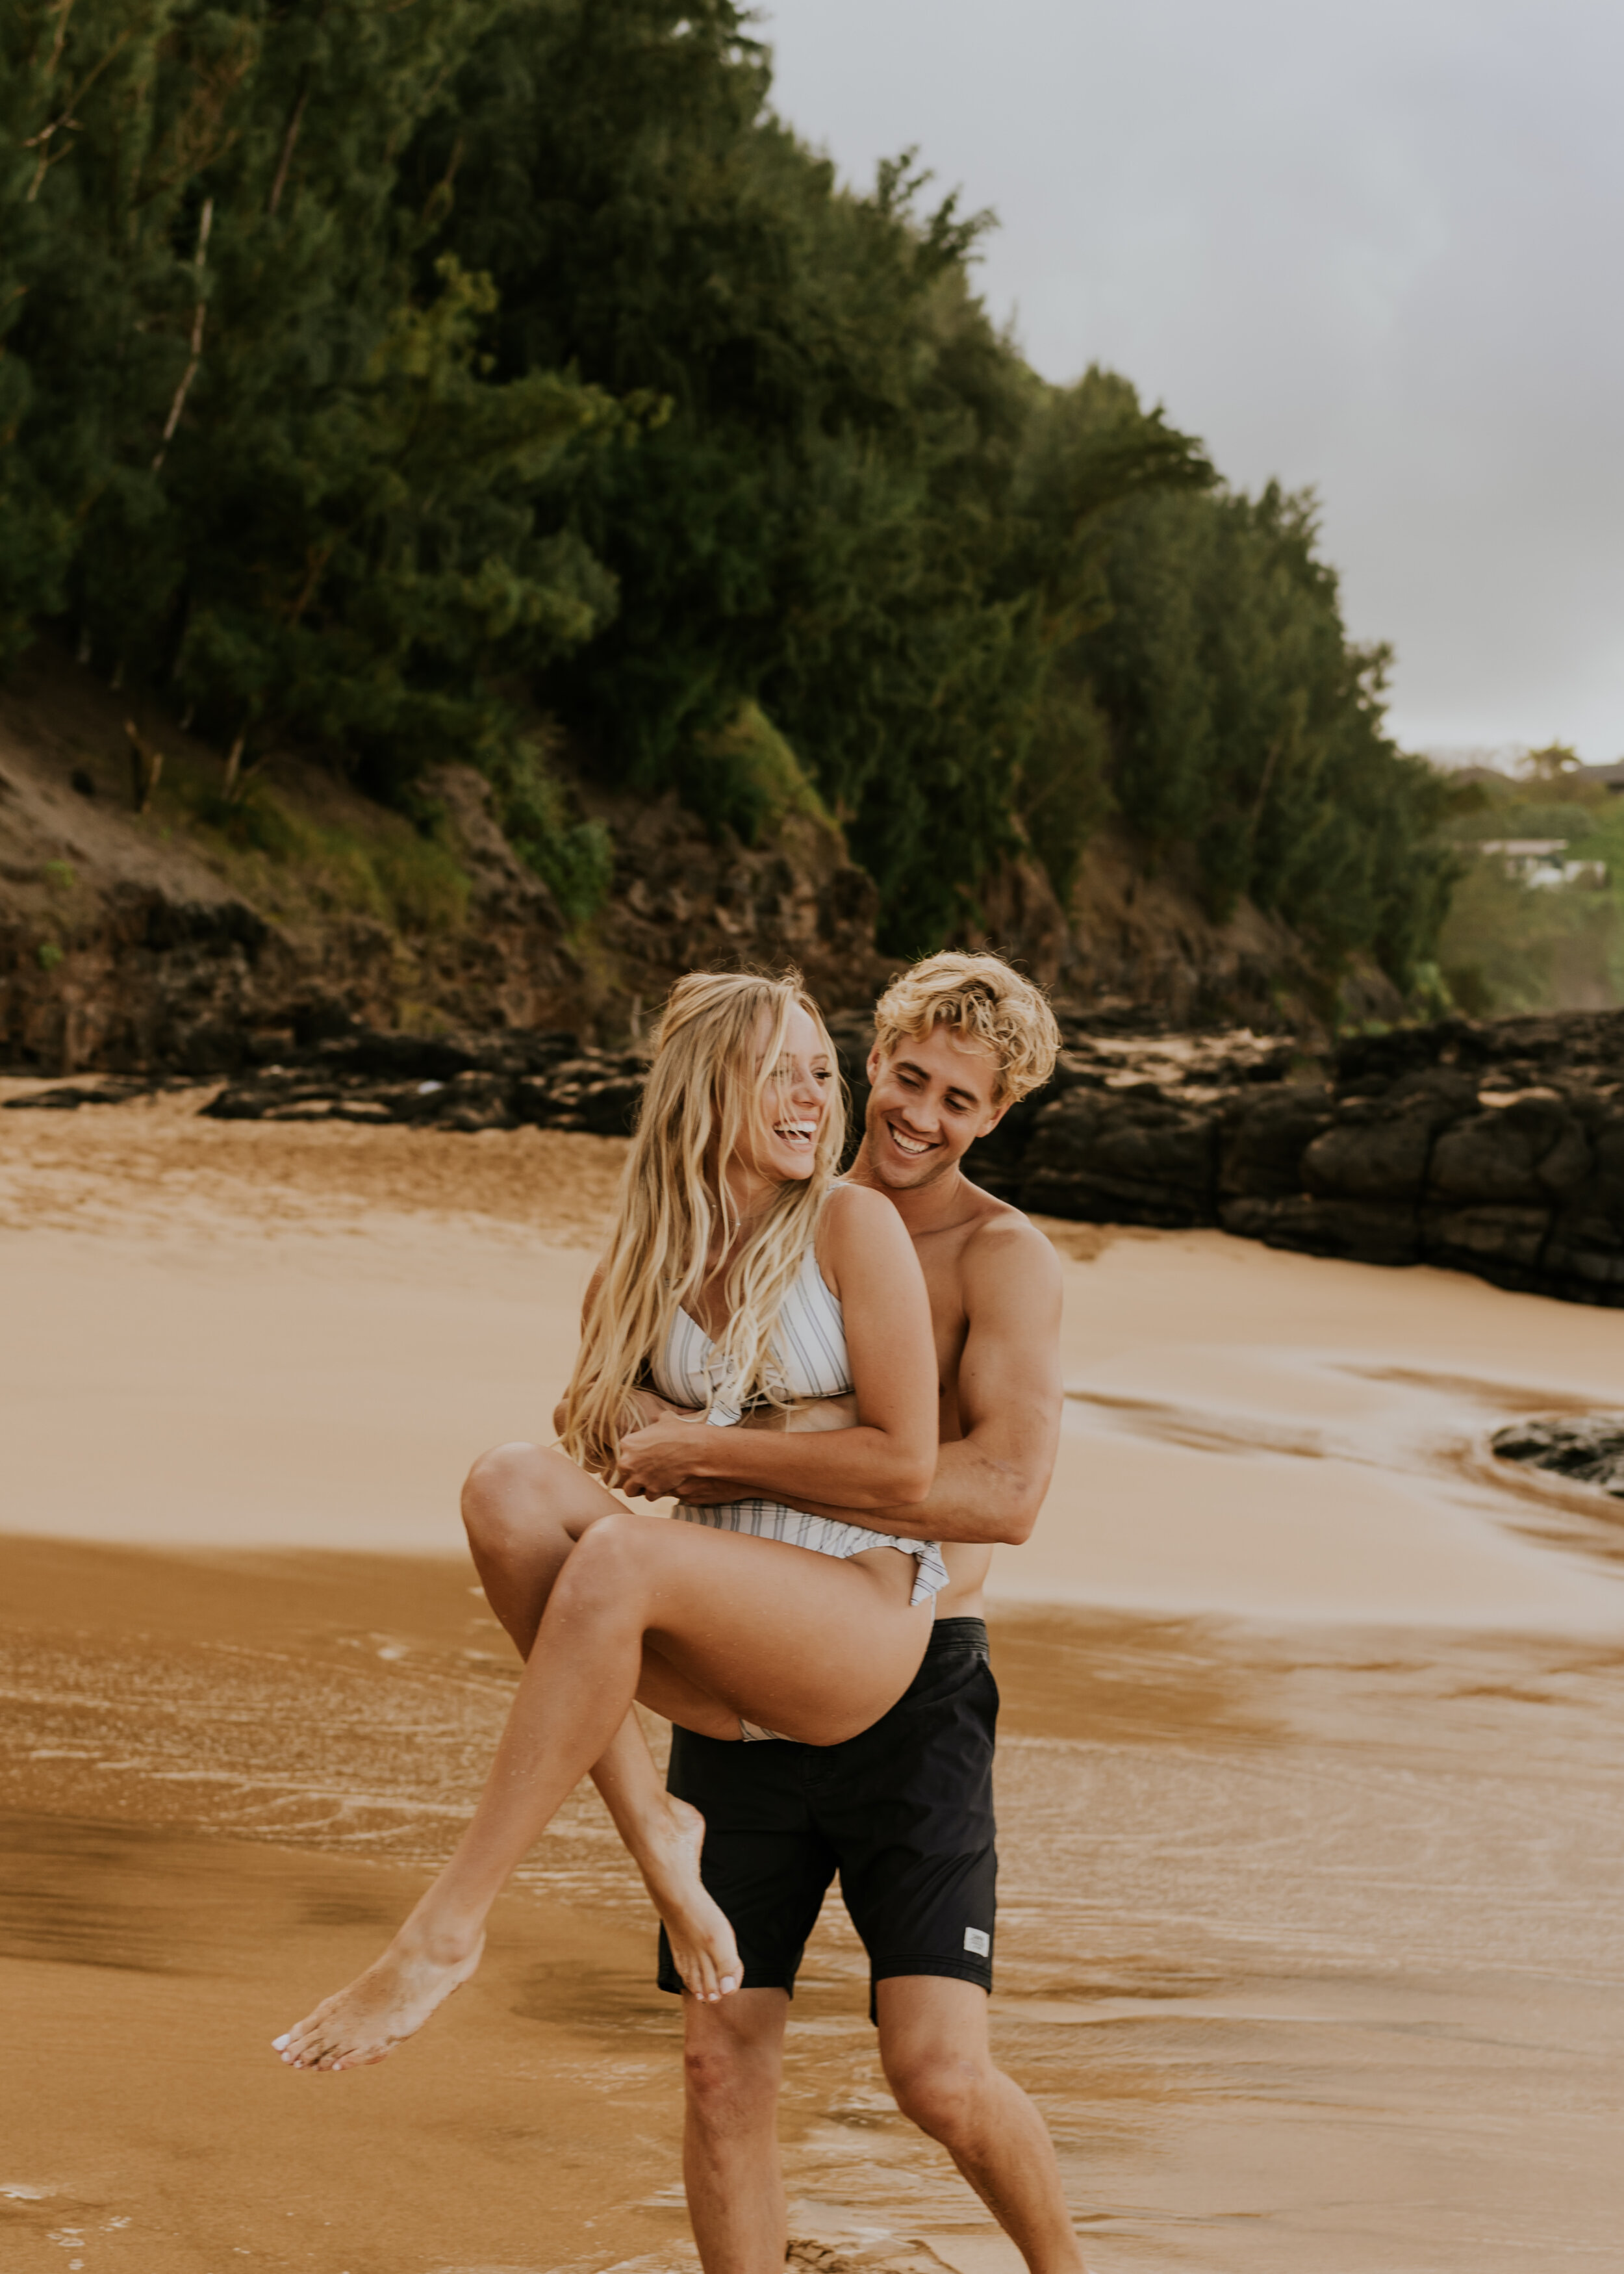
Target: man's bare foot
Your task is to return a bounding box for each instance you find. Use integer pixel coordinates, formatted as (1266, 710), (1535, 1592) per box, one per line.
(633, 1795), (741, 2002)
(272, 1926), (485, 2073)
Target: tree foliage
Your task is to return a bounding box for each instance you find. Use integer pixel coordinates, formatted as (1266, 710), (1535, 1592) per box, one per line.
(2, 0), (1454, 983)
(1, 0), (622, 873)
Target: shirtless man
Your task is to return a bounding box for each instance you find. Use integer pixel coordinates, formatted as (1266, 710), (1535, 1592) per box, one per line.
(462, 952), (1082, 2274)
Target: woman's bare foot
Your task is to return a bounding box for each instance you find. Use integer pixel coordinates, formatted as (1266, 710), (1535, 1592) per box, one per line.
(633, 1795), (741, 2001)
(272, 1925), (485, 2073)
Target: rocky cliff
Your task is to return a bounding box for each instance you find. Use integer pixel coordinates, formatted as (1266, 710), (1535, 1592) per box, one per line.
(6, 646), (1401, 1084)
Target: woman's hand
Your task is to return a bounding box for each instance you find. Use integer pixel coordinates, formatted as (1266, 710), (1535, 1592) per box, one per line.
(615, 1412), (719, 1503)
(628, 1388), (701, 1430)
(556, 1386), (700, 1444)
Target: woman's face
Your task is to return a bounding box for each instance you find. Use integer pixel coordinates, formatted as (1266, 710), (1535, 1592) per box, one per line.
(740, 1001), (835, 1186)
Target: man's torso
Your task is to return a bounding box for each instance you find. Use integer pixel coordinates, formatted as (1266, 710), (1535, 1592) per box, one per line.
(912, 1179), (1017, 1618)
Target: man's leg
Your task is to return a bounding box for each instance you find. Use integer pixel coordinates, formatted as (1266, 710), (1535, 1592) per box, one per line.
(876, 1977), (1087, 2274)
(682, 1988), (792, 2274)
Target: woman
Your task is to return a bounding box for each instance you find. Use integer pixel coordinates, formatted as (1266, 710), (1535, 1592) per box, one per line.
(273, 971), (944, 2072)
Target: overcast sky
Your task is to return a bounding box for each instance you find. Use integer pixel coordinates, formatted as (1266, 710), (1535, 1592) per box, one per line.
(759, 0), (1624, 760)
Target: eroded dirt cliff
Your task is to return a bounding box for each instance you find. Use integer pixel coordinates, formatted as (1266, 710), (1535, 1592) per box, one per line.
(0, 648), (889, 1074)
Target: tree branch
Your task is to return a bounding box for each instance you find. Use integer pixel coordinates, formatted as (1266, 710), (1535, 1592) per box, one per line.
(267, 79), (309, 215)
(151, 196), (213, 472)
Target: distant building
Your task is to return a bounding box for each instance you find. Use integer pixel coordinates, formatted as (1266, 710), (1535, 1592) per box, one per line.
(1423, 747), (1624, 796)
(1448, 765), (1517, 791)
(1575, 760), (1624, 795)
(1477, 839), (1608, 888)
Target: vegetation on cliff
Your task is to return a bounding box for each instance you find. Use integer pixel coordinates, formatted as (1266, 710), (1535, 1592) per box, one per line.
(2, 0), (1451, 989)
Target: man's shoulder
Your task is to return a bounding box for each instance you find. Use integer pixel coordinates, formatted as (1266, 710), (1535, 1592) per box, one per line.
(954, 1184), (1062, 1301)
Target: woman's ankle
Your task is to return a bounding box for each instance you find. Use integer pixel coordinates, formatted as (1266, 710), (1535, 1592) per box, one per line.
(397, 1905), (486, 1969)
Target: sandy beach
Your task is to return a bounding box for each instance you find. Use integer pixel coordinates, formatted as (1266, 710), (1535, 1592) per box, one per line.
(4, 1083), (1623, 2272)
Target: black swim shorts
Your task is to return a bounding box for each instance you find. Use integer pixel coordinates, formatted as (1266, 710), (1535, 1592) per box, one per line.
(657, 1615), (998, 2016)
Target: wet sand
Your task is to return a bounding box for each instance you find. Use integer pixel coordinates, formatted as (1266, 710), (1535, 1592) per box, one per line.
(3, 1085), (1624, 2271)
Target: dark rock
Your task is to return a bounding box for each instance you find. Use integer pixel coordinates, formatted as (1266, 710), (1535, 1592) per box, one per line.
(1219, 1087), (1336, 1199)
(510, 1073), (567, 1127)
(1334, 1020), (1473, 1089)
(170, 1016), (249, 1076)
(328, 1097), (403, 1125)
(1019, 1090), (1219, 1226)
(1302, 1104), (1436, 1203)
(1220, 1195), (1421, 1268)
(262, 1097), (337, 1121)
(1421, 1205), (1552, 1281)
(311, 1030), (481, 1084)
(3, 1080), (146, 1110)
(1491, 1414), (1624, 1495)
(1382, 1067), (1480, 1115)
(197, 1036), (648, 1134)
(1542, 1203), (1624, 1296)
(422, 1069), (516, 1132)
(542, 1065), (645, 1137)
(1427, 1100), (1590, 1207)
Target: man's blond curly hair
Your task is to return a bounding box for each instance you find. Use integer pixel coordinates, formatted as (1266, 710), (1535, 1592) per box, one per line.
(872, 951), (1061, 1107)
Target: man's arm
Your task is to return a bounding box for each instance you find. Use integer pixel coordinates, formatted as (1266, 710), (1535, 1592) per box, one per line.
(614, 1185), (939, 1509)
(678, 1214), (1064, 1547)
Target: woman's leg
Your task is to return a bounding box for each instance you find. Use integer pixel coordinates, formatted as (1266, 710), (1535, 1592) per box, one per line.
(275, 1514), (930, 2071)
(461, 1442), (746, 1998)
(463, 1443), (745, 1734)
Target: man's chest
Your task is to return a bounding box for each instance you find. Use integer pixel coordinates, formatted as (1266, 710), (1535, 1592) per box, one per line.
(915, 1250), (971, 1437)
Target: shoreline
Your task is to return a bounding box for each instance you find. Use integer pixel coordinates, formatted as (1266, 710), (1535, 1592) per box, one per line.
(6, 1084), (1624, 1630)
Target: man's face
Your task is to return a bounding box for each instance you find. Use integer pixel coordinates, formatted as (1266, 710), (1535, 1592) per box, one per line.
(862, 1023), (1008, 1192)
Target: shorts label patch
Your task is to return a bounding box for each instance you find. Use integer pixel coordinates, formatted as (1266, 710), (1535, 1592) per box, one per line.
(963, 1926), (991, 1957)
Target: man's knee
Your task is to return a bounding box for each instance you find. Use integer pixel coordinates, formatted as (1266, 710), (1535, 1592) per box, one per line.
(683, 2036), (772, 2128)
(883, 2042), (997, 2147)
(683, 2000), (784, 2134)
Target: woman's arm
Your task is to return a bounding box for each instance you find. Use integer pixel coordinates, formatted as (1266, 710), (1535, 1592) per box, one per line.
(614, 1187), (937, 1509)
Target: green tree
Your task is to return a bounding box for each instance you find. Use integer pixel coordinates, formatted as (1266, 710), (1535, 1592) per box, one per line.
(1, 0), (621, 879)
(1025, 376), (1455, 989)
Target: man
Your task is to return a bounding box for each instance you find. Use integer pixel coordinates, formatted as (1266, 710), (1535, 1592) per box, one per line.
(463, 952), (1082, 2274)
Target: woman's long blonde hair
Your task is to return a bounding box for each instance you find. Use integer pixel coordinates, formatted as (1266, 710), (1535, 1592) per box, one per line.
(559, 970), (846, 1476)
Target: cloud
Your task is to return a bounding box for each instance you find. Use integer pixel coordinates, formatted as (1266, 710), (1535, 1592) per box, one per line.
(761, 0), (1624, 756)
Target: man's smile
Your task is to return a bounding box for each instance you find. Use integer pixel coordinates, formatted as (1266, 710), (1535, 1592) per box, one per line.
(884, 1118), (939, 1158)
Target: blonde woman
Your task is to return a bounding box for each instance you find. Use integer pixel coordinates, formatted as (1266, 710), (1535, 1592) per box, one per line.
(273, 971), (945, 2073)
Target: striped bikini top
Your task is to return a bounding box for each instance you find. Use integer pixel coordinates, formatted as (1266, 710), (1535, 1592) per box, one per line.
(652, 1244), (849, 1422)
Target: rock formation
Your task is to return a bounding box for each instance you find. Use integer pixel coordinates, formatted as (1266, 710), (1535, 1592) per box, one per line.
(1491, 1416), (1624, 1496)
(1007, 1010), (1624, 1307)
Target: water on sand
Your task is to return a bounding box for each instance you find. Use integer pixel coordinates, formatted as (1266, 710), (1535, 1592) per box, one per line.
(3, 1090), (1623, 2270)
